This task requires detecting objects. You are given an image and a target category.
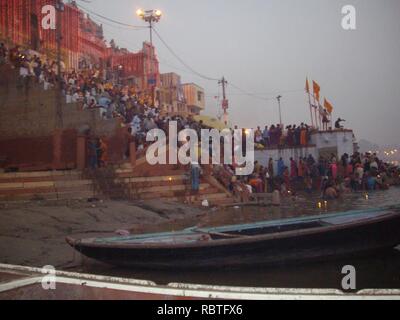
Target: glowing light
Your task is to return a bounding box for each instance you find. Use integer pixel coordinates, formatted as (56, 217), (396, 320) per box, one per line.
(155, 10), (162, 17)
(317, 202), (322, 209)
(136, 9), (144, 17)
(324, 201), (328, 208)
(168, 177), (173, 182)
(365, 194), (369, 200)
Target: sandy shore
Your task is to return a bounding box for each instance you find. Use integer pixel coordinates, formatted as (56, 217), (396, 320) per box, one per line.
(0, 199), (205, 269)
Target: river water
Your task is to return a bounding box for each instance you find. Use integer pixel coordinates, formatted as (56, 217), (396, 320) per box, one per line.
(74, 187), (400, 290)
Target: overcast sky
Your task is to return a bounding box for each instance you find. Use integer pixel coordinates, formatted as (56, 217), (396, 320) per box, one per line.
(77, 0), (400, 146)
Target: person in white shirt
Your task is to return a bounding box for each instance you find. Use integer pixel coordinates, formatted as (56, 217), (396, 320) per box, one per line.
(19, 64), (29, 78)
(66, 92), (72, 104)
(131, 115), (141, 133)
(72, 91), (80, 103)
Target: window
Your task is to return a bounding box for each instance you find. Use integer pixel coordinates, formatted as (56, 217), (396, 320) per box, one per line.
(197, 91), (203, 102)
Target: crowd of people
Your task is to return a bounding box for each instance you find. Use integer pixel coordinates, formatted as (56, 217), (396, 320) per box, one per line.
(234, 152), (399, 200)
(252, 123), (313, 149)
(2, 43), (399, 200)
(1, 44), (216, 162)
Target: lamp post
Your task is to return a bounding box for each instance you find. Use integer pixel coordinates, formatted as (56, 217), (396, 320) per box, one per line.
(276, 95), (283, 125)
(55, 0), (65, 129)
(117, 65), (123, 85)
(136, 9), (162, 46)
(136, 9), (162, 106)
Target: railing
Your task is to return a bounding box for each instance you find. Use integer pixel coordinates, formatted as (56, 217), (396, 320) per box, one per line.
(212, 165), (251, 202)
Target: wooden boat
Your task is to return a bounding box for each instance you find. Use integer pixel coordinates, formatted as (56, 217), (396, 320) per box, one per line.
(66, 206), (400, 269)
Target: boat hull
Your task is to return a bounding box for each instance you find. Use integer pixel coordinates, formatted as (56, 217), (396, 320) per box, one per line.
(67, 212), (400, 269)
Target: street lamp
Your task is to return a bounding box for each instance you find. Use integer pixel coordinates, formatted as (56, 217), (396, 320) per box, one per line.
(136, 9), (163, 107)
(136, 9), (162, 45)
(117, 65), (123, 85)
(276, 95), (283, 125)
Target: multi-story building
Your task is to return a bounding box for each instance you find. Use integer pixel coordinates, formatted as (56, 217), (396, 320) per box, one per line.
(107, 42), (160, 92)
(0, 0), (161, 97)
(182, 83), (205, 116)
(0, 0), (82, 68)
(159, 72), (186, 115)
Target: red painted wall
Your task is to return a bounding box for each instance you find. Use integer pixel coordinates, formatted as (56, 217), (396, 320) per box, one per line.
(0, 136), (53, 168)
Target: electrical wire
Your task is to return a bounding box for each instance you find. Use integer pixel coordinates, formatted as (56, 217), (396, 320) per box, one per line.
(76, 2), (220, 82)
(228, 82), (276, 101)
(152, 27), (219, 82)
(72, 2), (307, 106)
(75, 2), (148, 30)
(226, 83), (305, 101)
(88, 20), (205, 77)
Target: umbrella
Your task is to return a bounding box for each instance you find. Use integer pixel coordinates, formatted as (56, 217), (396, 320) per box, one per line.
(193, 115), (229, 131)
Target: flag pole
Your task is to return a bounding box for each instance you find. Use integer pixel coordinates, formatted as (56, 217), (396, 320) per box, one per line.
(308, 93), (314, 128)
(318, 102), (323, 130)
(306, 78), (314, 128)
(312, 95), (319, 130)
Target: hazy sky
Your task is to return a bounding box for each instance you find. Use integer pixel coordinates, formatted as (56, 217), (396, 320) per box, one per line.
(77, 0), (400, 146)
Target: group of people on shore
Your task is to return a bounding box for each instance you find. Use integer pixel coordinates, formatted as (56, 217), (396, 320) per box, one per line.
(239, 152), (399, 200)
(253, 123), (313, 148)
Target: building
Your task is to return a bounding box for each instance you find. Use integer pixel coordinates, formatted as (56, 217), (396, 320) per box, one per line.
(78, 12), (107, 66)
(182, 83), (205, 116)
(107, 42), (160, 93)
(254, 130), (356, 176)
(159, 72), (186, 115)
(0, 0), (161, 96)
(0, 0), (82, 68)
(0, 0), (109, 69)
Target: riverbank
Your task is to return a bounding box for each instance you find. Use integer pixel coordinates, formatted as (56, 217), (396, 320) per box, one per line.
(0, 199), (205, 268)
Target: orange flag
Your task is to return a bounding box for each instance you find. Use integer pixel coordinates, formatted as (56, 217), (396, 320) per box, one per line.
(324, 98), (334, 114)
(313, 80), (321, 101)
(305, 78), (310, 94)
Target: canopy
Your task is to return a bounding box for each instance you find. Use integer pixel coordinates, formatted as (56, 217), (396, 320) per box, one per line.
(193, 115), (229, 131)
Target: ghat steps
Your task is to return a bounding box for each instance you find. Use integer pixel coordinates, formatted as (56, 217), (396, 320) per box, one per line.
(0, 162), (234, 206)
(0, 170), (95, 201)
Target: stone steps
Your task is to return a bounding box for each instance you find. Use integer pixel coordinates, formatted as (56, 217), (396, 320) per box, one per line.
(0, 169), (96, 201)
(0, 170), (82, 180)
(128, 184), (213, 199)
(0, 190), (95, 201)
(111, 162), (234, 205)
(0, 179), (93, 190)
(115, 175), (189, 188)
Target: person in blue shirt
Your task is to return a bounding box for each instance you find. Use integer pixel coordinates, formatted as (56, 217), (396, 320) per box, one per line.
(262, 126), (269, 147)
(277, 158), (285, 177)
(366, 174), (376, 191)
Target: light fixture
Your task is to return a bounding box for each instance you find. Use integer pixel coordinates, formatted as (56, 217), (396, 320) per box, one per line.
(136, 9), (144, 17)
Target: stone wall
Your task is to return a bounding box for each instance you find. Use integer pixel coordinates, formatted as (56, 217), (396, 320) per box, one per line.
(310, 130), (355, 158)
(0, 66), (125, 169)
(255, 146), (318, 176)
(0, 66), (118, 139)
